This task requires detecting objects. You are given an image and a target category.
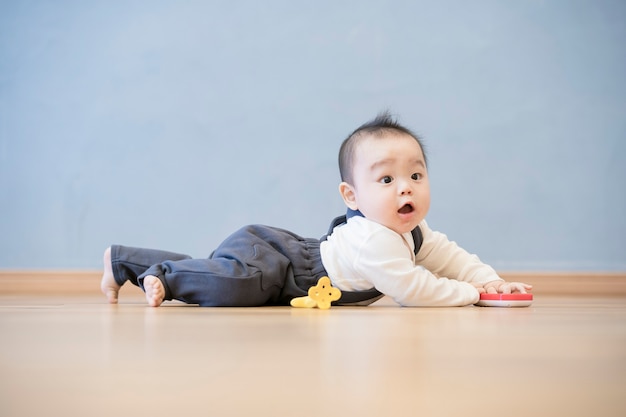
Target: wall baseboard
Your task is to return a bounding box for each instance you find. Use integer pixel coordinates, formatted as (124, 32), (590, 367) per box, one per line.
(498, 272), (626, 296)
(0, 270), (625, 297)
(0, 270), (141, 297)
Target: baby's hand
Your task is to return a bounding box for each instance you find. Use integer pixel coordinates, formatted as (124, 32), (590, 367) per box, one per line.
(484, 280), (532, 294)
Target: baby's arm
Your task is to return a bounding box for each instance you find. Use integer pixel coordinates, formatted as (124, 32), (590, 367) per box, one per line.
(416, 221), (503, 286)
(351, 230), (482, 306)
(417, 223), (534, 295)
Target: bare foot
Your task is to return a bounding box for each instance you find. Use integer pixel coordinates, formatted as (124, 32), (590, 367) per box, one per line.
(144, 275), (165, 307)
(101, 247), (121, 304)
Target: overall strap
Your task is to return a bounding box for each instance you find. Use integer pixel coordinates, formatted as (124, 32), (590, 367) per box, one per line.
(322, 210), (423, 306)
(323, 209), (423, 255)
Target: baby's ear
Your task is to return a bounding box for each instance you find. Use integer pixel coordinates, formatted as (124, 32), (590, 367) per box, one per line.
(339, 182), (358, 210)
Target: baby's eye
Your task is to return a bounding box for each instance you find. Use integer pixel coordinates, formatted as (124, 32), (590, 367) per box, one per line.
(411, 173), (421, 180)
(380, 176), (393, 184)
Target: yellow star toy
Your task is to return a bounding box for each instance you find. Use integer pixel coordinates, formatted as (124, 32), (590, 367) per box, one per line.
(290, 276), (341, 310)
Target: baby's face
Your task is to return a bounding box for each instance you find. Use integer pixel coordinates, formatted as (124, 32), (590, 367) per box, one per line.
(344, 132), (430, 234)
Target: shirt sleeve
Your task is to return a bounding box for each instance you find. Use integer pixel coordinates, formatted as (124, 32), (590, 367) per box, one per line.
(351, 226), (482, 307)
(415, 221), (503, 286)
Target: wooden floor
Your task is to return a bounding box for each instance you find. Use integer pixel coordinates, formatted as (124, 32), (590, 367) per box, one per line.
(1, 292), (625, 417)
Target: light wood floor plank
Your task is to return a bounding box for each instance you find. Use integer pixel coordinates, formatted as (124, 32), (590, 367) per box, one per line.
(1, 294), (625, 417)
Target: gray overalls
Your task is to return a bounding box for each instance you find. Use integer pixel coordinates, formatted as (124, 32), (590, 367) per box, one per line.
(110, 209), (422, 307)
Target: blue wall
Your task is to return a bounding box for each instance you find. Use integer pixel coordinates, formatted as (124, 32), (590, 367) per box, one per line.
(1, 0), (625, 271)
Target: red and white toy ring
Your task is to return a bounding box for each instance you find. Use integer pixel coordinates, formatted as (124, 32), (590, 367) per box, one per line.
(475, 293), (533, 307)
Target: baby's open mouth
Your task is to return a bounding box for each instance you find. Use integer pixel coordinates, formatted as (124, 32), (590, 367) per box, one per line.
(398, 203), (414, 214)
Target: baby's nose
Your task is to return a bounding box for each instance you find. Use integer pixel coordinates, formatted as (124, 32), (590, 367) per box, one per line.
(399, 182), (413, 195)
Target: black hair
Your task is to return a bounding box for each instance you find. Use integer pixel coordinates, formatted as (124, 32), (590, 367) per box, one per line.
(338, 111), (427, 184)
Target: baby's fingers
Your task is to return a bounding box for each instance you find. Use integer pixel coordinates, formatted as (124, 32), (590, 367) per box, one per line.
(500, 283), (512, 294)
(509, 282), (532, 294)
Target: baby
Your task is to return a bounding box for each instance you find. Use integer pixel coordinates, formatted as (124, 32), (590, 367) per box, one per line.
(101, 112), (531, 307)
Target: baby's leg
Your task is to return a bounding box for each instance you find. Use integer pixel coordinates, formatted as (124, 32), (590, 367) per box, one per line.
(151, 225), (306, 306)
(102, 245), (193, 304)
(100, 247), (121, 304)
(143, 275), (165, 307)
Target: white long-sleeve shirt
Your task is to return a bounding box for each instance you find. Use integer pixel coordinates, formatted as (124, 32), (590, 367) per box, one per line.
(320, 216), (503, 306)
